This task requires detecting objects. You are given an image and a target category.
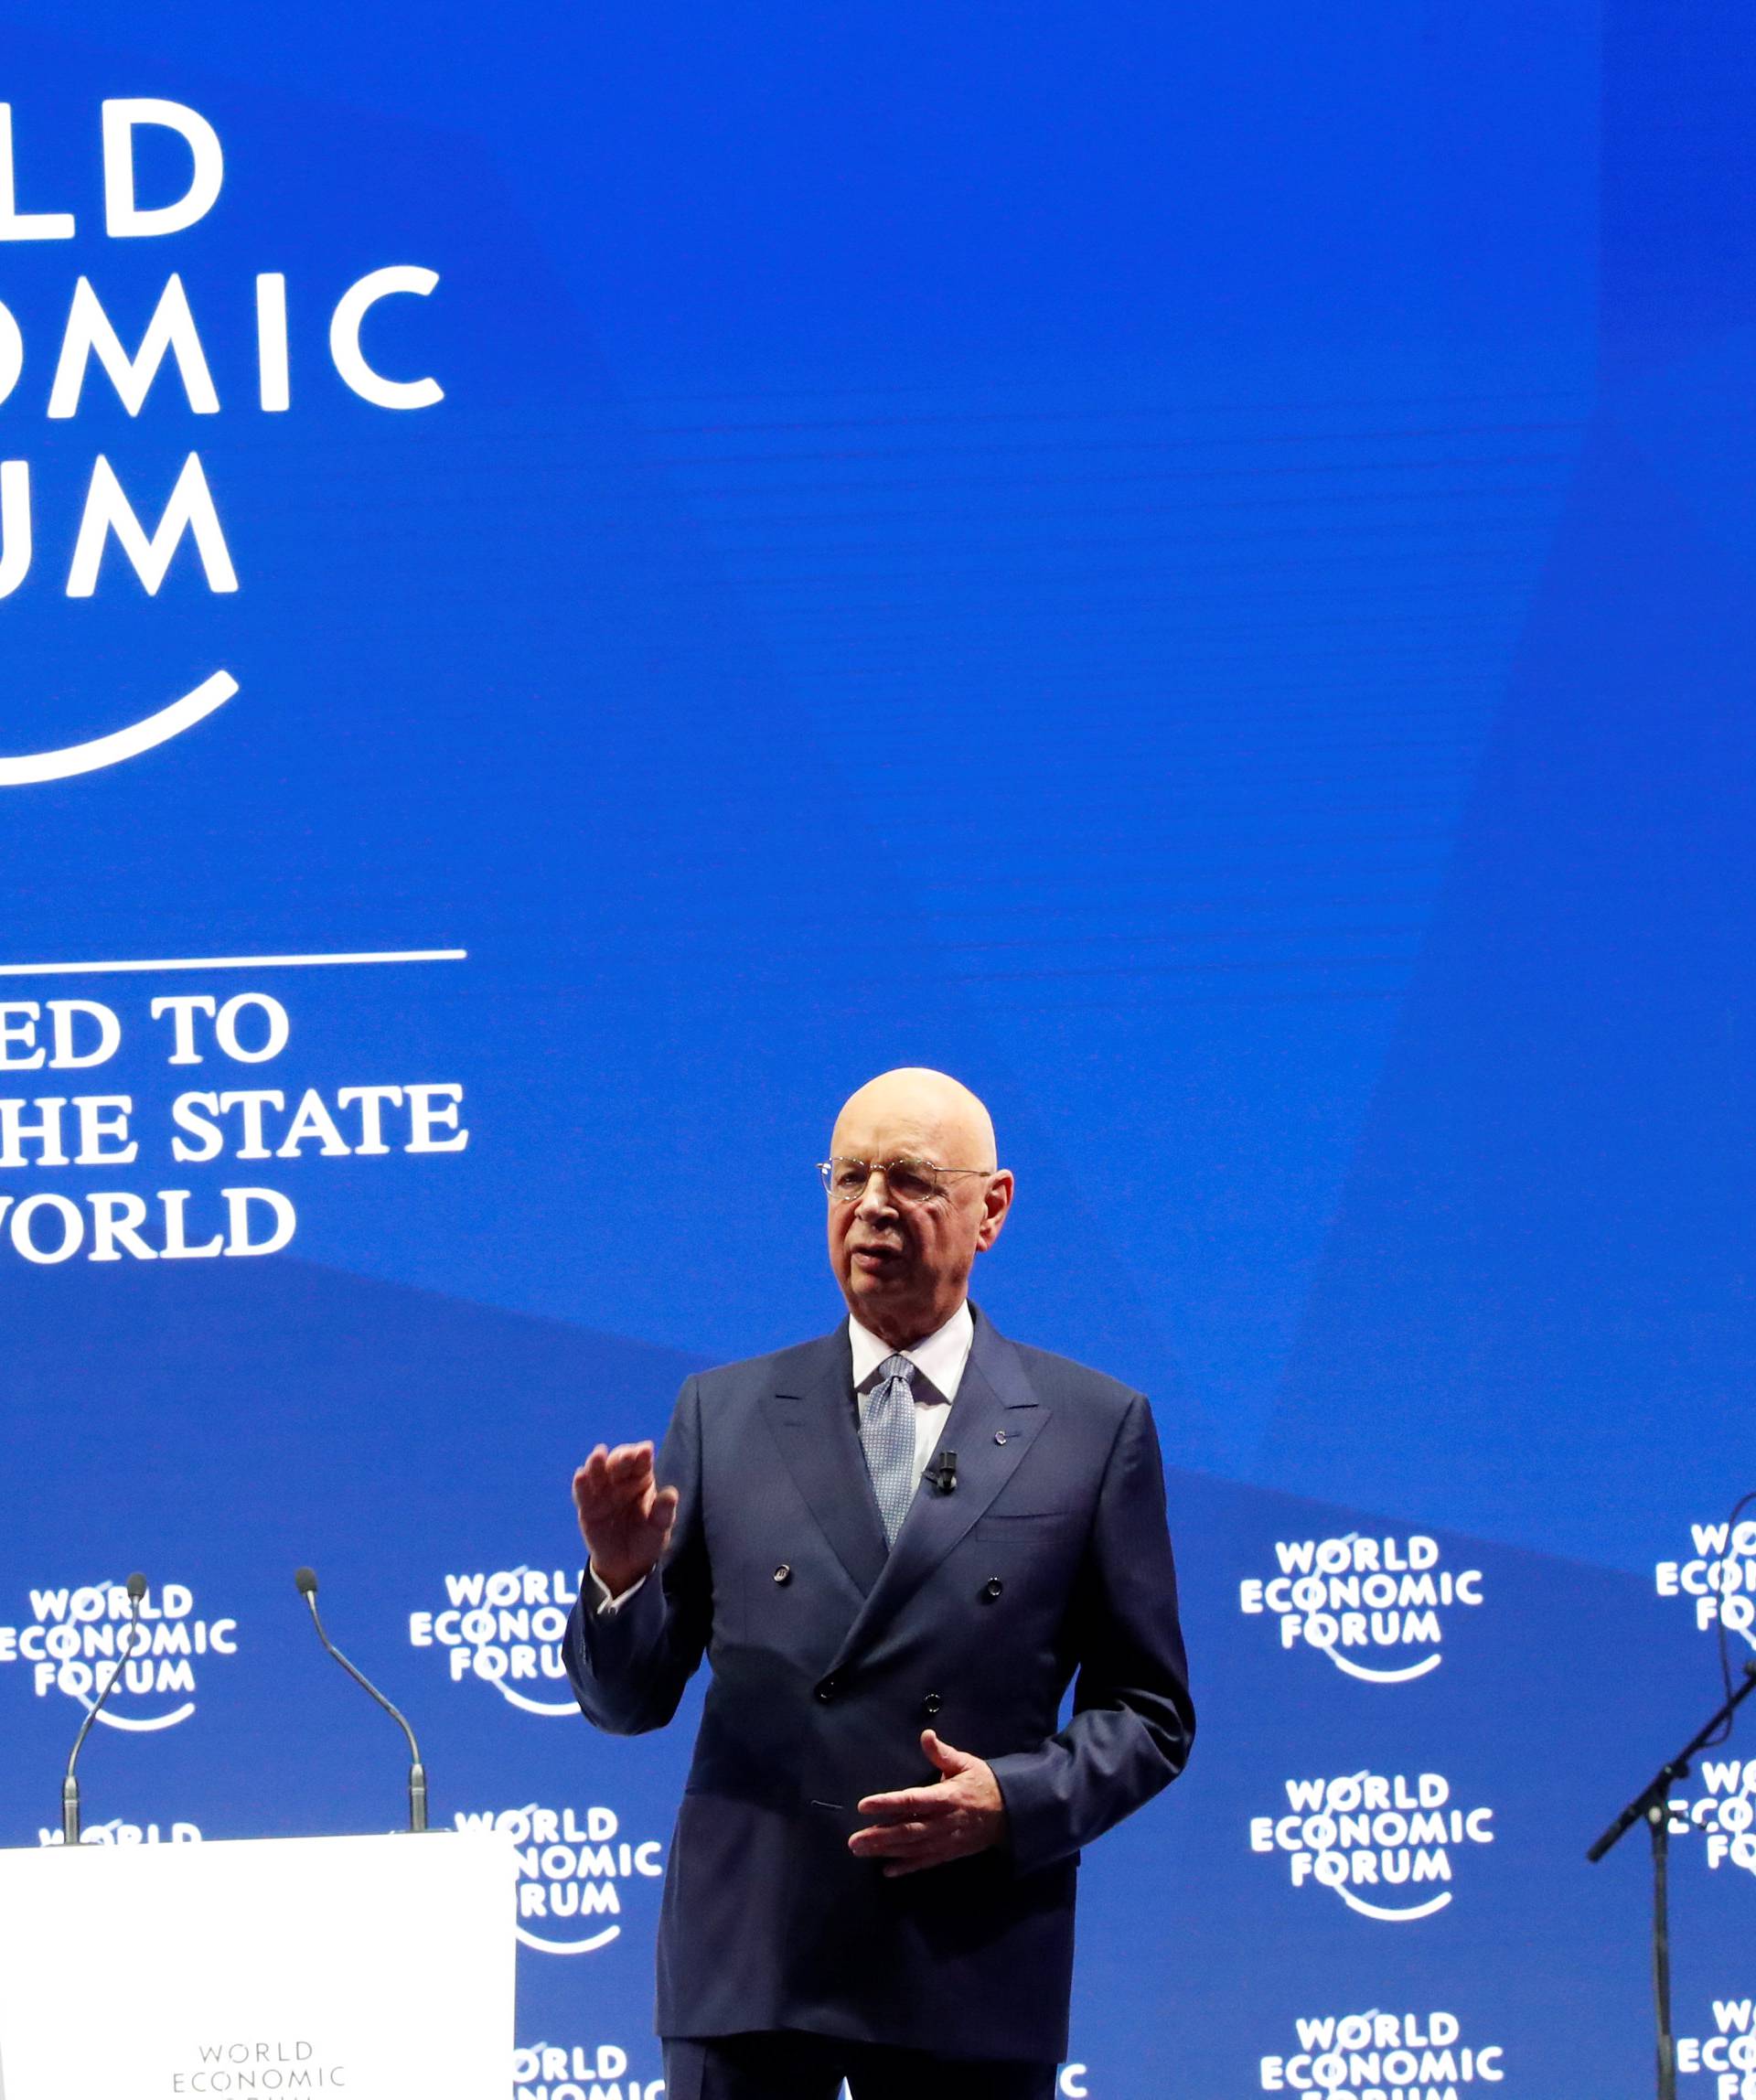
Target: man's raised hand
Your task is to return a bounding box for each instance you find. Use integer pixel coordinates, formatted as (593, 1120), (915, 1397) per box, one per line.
(573, 1441), (679, 1600)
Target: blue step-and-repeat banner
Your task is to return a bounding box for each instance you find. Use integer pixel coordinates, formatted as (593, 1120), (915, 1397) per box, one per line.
(3, 6), (1755, 2095)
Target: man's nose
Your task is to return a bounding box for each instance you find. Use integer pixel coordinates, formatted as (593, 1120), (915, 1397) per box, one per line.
(855, 1170), (900, 1221)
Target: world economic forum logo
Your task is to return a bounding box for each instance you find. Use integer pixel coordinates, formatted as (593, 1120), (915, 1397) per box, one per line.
(1663, 1759), (1756, 1883)
(409, 1566), (580, 1717)
(513, 2041), (665, 2100)
(1239, 1532), (1483, 1685)
(1676, 1993), (1756, 2097)
(38, 1816), (202, 1849)
(1249, 1770), (1494, 1923)
(1257, 2009), (1505, 2095)
(0, 96), (441, 786)
(453, 1803), (664, 1956)
(0, 1577), (238, 1730)
(1655, 1518), (1756, 1648)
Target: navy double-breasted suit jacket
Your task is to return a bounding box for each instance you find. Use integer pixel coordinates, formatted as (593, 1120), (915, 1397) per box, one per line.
(564, 1307), (1194, 2062)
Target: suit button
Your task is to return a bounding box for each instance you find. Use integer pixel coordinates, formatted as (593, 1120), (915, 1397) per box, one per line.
(816, 1676), (840, 1703)
(923, 1691), (942, 1717)
(982, 1577), (1004, 1601)
(773, 1564), (792, 1585)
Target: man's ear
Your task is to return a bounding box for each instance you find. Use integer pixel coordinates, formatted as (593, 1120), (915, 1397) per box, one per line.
(976, 1170), (1014, 1250)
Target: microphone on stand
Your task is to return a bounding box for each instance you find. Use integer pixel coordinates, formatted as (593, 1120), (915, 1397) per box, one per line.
(294, 1567), (428, 1832)
(62, 1570), (147, 1847)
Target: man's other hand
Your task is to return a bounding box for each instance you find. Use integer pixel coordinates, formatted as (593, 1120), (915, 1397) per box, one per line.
(849, 1730), (1008, 1877)
(573, 1441), (679, 1599)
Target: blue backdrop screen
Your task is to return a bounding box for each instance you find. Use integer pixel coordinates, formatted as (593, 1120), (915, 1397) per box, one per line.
(2, 7), (1753, 2095)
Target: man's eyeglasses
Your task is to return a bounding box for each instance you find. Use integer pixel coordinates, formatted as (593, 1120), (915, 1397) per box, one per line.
(818, 1157), (994, 1206)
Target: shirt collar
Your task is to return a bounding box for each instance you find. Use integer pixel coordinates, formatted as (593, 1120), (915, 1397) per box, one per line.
(848, 1300), (975, 1403)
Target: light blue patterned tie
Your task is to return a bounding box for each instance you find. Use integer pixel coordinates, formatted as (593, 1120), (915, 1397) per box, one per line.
(861, 1354), (918, 1546)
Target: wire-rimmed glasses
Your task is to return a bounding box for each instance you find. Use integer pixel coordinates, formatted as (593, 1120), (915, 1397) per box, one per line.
(818, 1157), (995, 1205)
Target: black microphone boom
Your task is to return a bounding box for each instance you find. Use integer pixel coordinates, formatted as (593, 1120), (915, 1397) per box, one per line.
(294, 1566), (428, 1833)
(61, 1570), (147, 1847)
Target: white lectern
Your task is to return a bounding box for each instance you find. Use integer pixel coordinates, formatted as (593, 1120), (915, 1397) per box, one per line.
(0, 1831), (514, 2100)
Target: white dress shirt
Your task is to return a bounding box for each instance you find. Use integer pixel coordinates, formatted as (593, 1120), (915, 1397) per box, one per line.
(849, 1298), (974, 1482)
(592, 1300), (976, 1614)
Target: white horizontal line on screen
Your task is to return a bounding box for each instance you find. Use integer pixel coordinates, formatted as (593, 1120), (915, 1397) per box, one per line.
(0, 948), (468, 978)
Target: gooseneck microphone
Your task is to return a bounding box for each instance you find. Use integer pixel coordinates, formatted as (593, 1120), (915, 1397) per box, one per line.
(294, 1567), (428, 1832)
(62, 1570), (147, 1846)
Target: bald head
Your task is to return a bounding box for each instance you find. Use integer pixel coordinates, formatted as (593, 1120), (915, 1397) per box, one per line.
(825, 1068), (1013, 1349)
(830, 1067), (998, 1174)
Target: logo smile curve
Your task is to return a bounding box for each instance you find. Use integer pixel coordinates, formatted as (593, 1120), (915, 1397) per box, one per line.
(0, 670), (236, 787)
(490, 1680), (578, 1718)
(1335, 1887), (1451, 1923)
(93, 1701), (197, 1732)
(1320, 1647), (1443, 1686)
(515, 1923), (621, 1955)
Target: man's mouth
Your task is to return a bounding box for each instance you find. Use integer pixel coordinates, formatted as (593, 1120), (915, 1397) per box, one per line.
(851, 1245), (904, 1270)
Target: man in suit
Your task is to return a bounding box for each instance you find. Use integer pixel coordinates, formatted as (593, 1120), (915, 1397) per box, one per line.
(566, 1068), (1194, 2100)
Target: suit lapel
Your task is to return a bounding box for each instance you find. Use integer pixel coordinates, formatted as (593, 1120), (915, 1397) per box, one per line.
(760, 1328), (890, 1597)
(827, 1309), (1049, 1671)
